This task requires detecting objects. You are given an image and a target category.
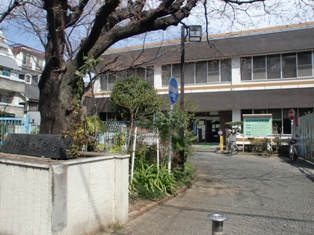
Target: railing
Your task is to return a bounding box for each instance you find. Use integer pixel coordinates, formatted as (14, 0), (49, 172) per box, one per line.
(0, 114), (30, 145)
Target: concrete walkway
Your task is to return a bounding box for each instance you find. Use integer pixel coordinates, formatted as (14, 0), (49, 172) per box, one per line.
(110, 152), (314, 235)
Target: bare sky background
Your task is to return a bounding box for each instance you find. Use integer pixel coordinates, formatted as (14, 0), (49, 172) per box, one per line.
(1, 0), (313, 52)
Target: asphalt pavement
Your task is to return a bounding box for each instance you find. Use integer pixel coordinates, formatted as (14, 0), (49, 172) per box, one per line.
(110, 152), (314, 235)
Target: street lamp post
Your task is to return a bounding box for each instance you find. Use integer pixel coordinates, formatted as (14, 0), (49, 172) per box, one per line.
(179, 24), (202, 170)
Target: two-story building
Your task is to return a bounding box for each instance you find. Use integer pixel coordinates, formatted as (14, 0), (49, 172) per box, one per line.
(0, 31), (24, 117)
(84, 22), (314, 143)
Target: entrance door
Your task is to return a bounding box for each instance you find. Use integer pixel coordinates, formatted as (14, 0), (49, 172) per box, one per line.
(206, 120), (220, 143)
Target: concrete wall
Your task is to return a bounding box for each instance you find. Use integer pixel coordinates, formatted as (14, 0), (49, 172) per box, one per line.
(0, 153), (130, 235)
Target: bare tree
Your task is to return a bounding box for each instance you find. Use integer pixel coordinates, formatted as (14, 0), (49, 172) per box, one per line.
(1, 0), (311, 134)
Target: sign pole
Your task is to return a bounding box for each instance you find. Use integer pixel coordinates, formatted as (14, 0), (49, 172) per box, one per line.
(168, 104), (173, 174)
(168, 77), (178, 174)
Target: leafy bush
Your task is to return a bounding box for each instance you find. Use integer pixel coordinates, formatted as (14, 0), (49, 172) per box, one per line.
(132, 163), (177, 200)
(131, 161), (196, 200)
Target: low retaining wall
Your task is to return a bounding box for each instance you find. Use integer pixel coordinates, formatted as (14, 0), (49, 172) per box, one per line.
(0, 152), (130, 235)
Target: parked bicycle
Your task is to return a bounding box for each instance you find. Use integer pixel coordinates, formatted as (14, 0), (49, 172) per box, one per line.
(287, 138), (298, 163)
(229, 140), (239, 156)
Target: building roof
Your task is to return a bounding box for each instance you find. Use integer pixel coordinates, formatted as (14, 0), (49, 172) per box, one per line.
(99, 23), (314, 70)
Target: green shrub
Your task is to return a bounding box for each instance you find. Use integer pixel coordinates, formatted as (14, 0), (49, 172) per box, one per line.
(173, 162), (196, 187)
(131, 163), (177, 200)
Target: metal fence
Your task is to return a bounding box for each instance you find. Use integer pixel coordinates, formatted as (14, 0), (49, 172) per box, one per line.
(0, 115), (31, 145)
(296, 112), (314, 163)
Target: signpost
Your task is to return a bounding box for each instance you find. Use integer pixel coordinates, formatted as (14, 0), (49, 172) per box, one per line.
(168, 78), (178, 174)
(288, 109), (295, 137)
(168, 77), (178, 104)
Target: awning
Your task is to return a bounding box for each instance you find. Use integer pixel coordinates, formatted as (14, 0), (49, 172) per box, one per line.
(0, 54), (20, 71)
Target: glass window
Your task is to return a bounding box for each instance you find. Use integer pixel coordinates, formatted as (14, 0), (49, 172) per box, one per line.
(108, 73), (116, 90)
(25, 74), (31, 83)
(297, 52), (312, 77)
(253, 109), (267, 114)
(162, 65), (171, 86)
(172, 64), (181, 83)
(282, 53), (296, 78)
(196, 61), (207, 83)
(116, 71), (127, 81)
(299, 108), (313, 117)
(100, 75), (107, 90)
(136, 68), (145, 79)
(241, 57), (251, 81)
(146, 67), (154, 86)
(267, 55), (281, 79)
(22, 53), (32, 67)
(35, 58), (43, 70)
(127, 68), (136, 77)
(221, 59), (231, 82)
(207, 60), (219, 83)
(241, 109), (252, 121)
(253, 56), (266, 80)
(185, 62), (194, 84)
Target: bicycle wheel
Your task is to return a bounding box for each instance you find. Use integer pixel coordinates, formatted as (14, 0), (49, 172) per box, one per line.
(233, 146), (239, 155)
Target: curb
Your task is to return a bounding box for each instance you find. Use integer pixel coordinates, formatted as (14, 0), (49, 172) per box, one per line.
(128, 177), (197, 221)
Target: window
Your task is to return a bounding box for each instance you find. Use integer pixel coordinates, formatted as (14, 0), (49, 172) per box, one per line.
(1, 68), (10, 76)
(172, 64), (181, 83)
(128, 67), (154, 86)
(297, 52), (312, 77)
(162, 65), (171, 86)
(282, 53), (296, 78)
(163, 59), (232, 85)
(241, 57), (251, 81)
(100, 73), (117, 91)
(253, 56), (266, 80)
(221, 59), (231, 82)
(267, 55), (281, 79)
(242, 51), (313, 80)
(25, 74), (31, 84)
(196, 61), (207, 83)
(207, 60), (219, 82)
(35, 58), (44, 70)
(185, 62), (194, 84)
(22, 53), (32, 67)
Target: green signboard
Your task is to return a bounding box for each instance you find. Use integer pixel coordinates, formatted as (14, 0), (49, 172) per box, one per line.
(243, 114), (272, 137)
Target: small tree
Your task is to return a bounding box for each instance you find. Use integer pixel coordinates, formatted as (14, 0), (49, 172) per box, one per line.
(110, 76), (161, 149)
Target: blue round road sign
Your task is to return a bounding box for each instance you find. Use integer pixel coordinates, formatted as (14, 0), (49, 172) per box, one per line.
(168, 77), (178, 104)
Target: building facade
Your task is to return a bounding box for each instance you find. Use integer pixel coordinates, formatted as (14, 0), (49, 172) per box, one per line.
(84, 23), (314, 143)
(0, 31), (24, 117)
(10, 44), (45, 124)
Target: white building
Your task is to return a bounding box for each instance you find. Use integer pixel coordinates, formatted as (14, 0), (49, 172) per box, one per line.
(0, 31), (24, 117)
(84, 22), (314, 143)
(11, 43), (45, 124)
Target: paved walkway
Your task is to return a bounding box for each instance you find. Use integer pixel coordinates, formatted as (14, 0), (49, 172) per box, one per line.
(110, 152), (314, 235)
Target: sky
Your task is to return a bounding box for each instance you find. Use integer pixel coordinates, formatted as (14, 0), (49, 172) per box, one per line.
(1, 0), (313, 52)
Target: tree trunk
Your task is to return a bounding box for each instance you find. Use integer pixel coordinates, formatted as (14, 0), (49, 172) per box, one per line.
(39, 59), (81, 134)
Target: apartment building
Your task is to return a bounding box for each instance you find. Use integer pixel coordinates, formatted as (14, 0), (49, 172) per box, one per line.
(10, 44), (44, 124)
(84, 23), (314, 143)
(0, 31), (24, 117)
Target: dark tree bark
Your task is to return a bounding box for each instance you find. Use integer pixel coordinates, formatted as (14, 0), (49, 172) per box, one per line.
(37, 0), (200, 134)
